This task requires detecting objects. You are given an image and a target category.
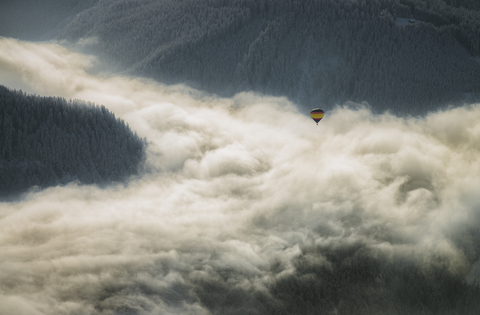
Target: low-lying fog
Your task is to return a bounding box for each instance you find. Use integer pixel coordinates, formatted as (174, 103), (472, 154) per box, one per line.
(2, 37), (480, 314)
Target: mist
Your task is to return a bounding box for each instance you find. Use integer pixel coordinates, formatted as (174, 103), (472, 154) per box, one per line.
(2, 38), (480, 314)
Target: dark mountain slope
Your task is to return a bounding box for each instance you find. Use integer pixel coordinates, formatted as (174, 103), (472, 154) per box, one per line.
(53, 0), (480, 115)
(188, 241), (480, 315)
(0, 86), (145, 197)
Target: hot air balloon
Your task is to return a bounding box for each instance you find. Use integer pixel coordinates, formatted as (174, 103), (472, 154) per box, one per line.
(310, 108), (324, 125)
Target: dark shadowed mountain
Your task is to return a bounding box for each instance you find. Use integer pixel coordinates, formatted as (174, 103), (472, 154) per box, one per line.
(0, 86), (145, 197)
(189, 241), (480, 315)
(38, 0), (480, 115)
(2, 0), (480, 115)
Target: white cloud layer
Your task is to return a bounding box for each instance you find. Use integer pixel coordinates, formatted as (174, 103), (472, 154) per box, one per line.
(1, 37), (480, 314)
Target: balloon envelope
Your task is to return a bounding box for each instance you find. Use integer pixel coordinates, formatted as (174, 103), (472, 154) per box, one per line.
(310, 109), (324, 124)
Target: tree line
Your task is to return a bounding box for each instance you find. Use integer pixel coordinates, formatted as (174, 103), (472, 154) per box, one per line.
(53, 0), (480, 115)
(0, 85), (145, 197)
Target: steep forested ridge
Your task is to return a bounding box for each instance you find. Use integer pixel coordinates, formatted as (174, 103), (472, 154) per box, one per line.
(254, 242), (480, 315)
(1, 0), (479, 114)
(52, 0), (480, 115)
(0, 86), (145, 196)
(191, 241), (480, 315)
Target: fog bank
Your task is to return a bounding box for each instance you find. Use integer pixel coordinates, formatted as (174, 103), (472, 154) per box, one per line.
(2, 38), (480, 314)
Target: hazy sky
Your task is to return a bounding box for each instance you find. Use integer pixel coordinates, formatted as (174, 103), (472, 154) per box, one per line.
(2, 37), (480, 314)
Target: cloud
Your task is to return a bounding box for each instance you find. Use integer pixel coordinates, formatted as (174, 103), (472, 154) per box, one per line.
(2, 38), (480, 314)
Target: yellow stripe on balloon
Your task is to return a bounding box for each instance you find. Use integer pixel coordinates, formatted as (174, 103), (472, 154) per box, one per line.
(310, 113), (324, 119)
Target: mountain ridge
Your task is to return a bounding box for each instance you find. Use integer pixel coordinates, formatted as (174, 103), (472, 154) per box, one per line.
(1, 0), (479, 114)
(57, 0), (480, 114)
(0, 85), (146, 197)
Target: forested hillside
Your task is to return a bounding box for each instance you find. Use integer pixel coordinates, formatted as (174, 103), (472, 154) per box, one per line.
(1, 0), (479, 114)
(197, 241), (480, 314)
(51, 0), (480, 115)
(0, 86), (145, 197)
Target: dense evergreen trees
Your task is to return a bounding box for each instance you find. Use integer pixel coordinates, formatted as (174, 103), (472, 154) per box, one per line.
(258, 243), (480, 314)
(187, 240), (480, 314)
(2, 0), (479, 114)
(49, 0), (480, 115)
(0, 86), (145, 197)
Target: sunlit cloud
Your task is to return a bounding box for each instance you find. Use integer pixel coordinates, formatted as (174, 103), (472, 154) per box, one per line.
(1, 37), (480, 314)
